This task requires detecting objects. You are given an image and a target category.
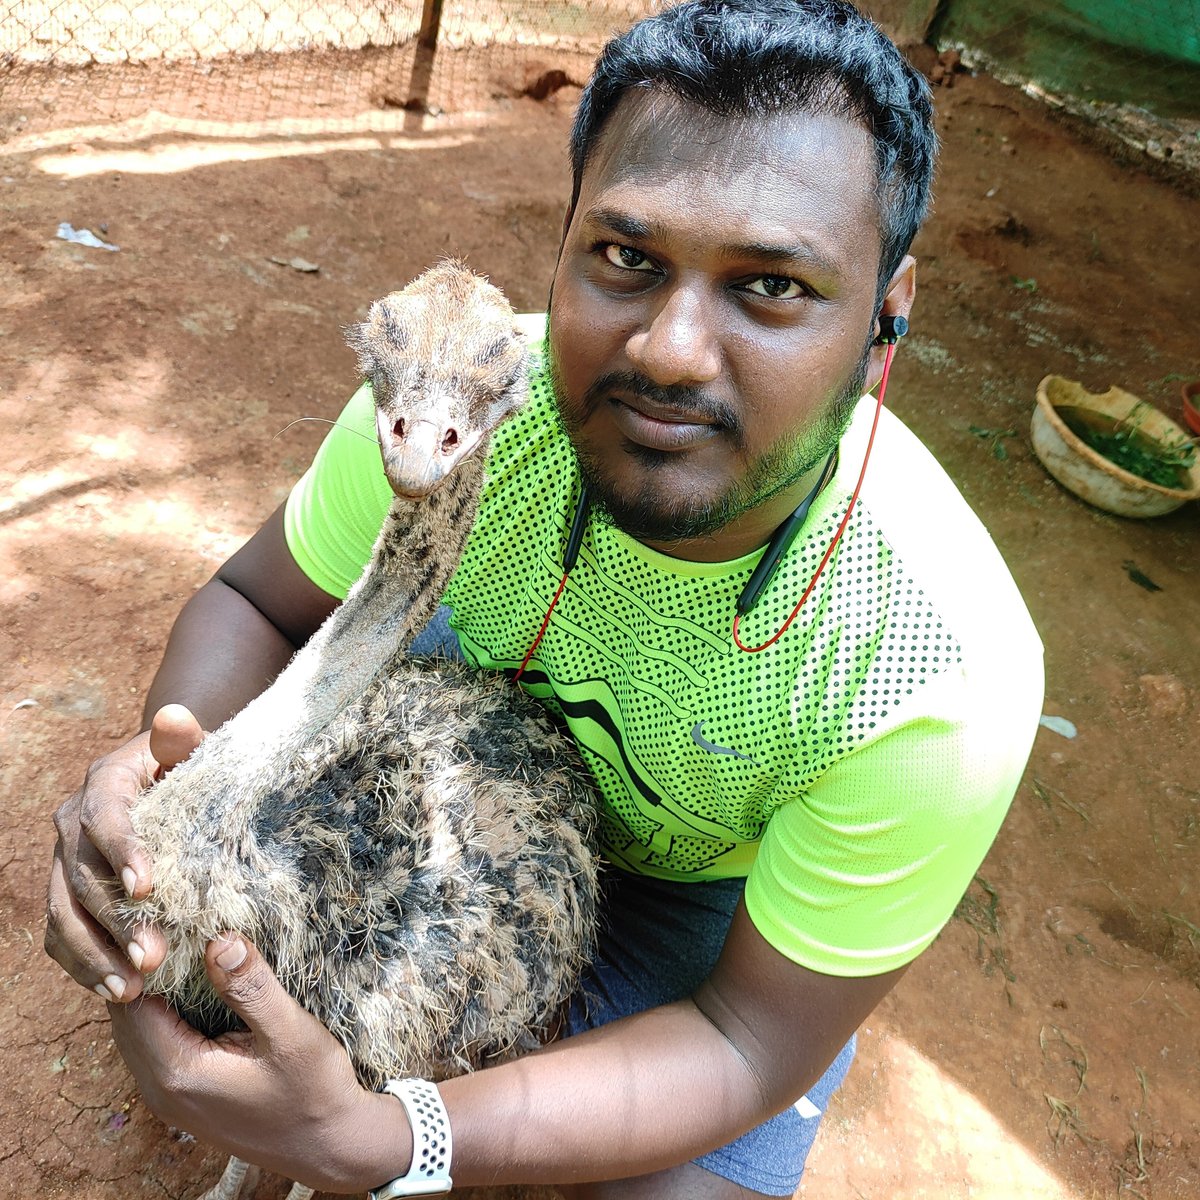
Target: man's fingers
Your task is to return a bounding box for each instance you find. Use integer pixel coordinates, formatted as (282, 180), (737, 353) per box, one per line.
(54, 793), (165, 961)
(64, 738), (156, 898)
(58, 823), (134, 926)
(45, 730), (172, 991)
(204, 937), (310, 1052)
(148, 704), (205, 774)
(44, 847), (147, 1002)
(108, 991), (211, 1125)
(110, 991), (198, 1063)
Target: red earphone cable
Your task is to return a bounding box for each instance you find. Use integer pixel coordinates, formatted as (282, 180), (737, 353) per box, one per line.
(513, 572), (569, 683)
(731, 340), (896, 653)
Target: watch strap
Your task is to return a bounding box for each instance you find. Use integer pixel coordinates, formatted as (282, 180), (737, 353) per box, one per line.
(368, 1079), (453, 1198)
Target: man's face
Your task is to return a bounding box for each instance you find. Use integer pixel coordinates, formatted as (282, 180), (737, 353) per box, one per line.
(548, 92), (891, 560)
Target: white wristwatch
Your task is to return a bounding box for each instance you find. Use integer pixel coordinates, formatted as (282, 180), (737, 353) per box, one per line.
(369, 1078), (453, 1198)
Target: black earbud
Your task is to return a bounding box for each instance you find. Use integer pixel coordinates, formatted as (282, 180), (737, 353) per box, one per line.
(873, 314), (909, 345)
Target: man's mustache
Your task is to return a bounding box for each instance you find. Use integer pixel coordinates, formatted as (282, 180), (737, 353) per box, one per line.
(583, 371), (741, 434)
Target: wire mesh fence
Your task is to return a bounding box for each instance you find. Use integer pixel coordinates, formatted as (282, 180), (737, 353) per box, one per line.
(0, 1), (655, 134)
(4, 0), (656, 64)
(0, 0), (1196, 169)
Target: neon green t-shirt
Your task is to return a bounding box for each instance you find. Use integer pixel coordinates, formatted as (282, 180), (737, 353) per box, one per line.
(284, 319), (1043, 977)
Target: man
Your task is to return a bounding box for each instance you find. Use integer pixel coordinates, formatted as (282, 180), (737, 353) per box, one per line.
(44, 2), (1043, 1197)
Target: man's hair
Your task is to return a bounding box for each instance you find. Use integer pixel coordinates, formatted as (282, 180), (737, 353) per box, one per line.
(569, 0), (938, 299)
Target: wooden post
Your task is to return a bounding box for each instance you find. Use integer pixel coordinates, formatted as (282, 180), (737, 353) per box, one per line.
(419, 0), (445, 50)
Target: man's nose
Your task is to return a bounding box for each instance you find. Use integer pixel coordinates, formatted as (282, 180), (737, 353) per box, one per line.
(625, 282), (721, 388)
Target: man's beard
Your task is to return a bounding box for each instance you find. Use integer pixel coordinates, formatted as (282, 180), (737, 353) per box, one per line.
(547, 344), (871, 546)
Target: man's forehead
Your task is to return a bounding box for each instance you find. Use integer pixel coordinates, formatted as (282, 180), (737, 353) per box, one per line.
(575, 90), (881, 272)
(585, 90), (875, 194)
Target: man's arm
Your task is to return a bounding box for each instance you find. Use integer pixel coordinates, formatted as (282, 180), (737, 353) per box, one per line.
(145, 502), (340, 729)
(108, 897), (905, 1193)
(44, 504), (339, 1001)
(445, 901), (906, 1188)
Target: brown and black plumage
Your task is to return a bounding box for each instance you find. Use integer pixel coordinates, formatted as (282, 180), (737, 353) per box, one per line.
(122, 262), (598, 1199)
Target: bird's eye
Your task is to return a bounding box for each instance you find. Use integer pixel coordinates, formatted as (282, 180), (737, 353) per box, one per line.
(745, 275), (805, 300)
(603, 244), (653, 271)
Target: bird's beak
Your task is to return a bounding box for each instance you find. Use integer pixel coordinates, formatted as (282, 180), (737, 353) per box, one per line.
(376, 409), (484, 499)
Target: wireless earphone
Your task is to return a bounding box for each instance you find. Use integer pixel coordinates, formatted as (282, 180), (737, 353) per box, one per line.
(874, 313), (909, 345)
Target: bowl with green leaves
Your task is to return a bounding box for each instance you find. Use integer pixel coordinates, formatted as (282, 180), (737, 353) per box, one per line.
(1031, 376), (1200, 517)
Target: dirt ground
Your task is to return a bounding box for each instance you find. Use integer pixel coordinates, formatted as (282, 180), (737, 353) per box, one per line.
(1, 48), (1198, 1200)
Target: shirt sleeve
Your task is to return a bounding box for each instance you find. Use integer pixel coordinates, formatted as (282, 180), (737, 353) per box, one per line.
(283, 382), (393, 599)
(744, 651), (1043, 977)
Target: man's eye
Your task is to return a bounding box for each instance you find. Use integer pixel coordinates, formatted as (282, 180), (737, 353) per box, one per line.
(745, 275), (804, 299)
(603, 244), (653, 271)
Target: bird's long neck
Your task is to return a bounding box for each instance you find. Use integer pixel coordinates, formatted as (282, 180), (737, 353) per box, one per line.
(305, 452), (486, 697)
(191, 452), (486, 774)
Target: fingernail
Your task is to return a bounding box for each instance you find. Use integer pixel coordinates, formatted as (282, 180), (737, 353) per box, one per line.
(94, 982), (115, 1002)
(215, 937), (246, 971)
(127, 940), (145, 971)
(121, 867), (138, 896)
(104, 974), (127, 1001)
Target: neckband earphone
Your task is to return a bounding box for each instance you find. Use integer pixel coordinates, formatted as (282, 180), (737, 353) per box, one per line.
(734, 447), (839, 618)
(514, 313), (908, 680)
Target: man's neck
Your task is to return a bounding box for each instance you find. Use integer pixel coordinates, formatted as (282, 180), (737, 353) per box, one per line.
(638, 453), (837, 564)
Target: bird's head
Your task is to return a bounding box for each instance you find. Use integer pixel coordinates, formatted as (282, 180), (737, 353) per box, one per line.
(345, 261), (529, 500)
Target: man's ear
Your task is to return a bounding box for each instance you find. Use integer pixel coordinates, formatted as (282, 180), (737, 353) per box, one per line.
(866, 256), (917, 390)
(875, 256), (917, 336)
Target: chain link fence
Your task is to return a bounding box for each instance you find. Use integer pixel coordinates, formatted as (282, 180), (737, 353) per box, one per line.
(0, 2), (655, 134)
(4, 0), (660, 65)
(1, 0), (1195, 175)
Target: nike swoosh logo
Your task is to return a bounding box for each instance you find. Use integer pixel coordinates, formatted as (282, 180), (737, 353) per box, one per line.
(692, 721), (757, 764)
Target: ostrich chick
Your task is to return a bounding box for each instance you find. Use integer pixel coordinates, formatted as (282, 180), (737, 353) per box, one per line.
(122, 261), (599, 1200)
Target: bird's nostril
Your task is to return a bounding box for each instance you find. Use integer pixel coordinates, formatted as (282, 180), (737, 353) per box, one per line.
(442, 427), (459, 453)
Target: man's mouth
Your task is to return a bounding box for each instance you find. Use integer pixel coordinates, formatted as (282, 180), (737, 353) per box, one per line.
(606, 394), (720, 451)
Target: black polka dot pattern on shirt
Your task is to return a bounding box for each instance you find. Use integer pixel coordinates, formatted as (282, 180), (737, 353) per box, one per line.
(444, 352), (963, 877)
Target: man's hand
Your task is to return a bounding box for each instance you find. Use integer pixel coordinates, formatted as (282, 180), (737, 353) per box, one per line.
(109, 937), (411, 1194)
(44, 705), (204, 1002)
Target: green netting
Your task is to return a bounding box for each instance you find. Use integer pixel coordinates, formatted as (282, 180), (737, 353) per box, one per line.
(933, 0), (1200, 119)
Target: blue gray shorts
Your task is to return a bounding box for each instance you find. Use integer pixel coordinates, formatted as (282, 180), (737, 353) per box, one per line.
(564, 869), (854, 1196)
(411, 610), (854, 1196)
